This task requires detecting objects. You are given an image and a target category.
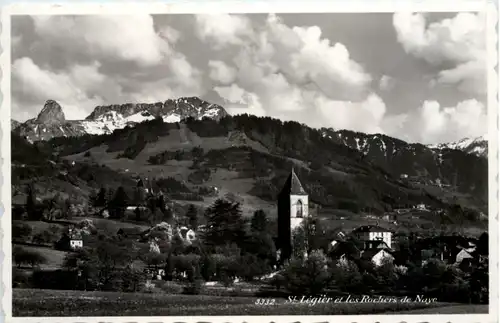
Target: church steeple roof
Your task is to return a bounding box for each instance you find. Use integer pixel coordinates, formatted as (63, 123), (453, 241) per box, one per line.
(280, 167), (307, 196)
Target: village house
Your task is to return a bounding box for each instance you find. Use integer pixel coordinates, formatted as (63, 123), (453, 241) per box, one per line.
(351, 225), (394, 249)
(55, 229), (83, 251)
(68, 228), (83, 249)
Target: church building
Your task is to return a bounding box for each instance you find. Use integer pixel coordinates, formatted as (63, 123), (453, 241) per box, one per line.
(277, 168), (310, 262)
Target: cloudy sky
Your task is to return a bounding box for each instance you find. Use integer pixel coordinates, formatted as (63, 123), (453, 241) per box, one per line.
(11, 12), (486, 144)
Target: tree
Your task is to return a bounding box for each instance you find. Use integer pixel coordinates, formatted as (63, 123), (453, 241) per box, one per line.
(200, 254), (216, 281)
(13, 247), (47, 268)
(250, 209), (268, 232)
(246, 232), (276, 262)
(41, 194), (62, 221)
(331, 259), (365, 293)
(134, 207), (143, 221)
(204, 198), (248, 250)
(238, 253), (271, 281)
(109, 186), (128, 219)
(186, 204), (198, 229)
(157, 194), (167, 213)
(26, 184), (40, 220)
(32, 230), (57, 245)
(147, 194), (157, 215)
(63, 239), (133, 291)
(282, 249), (330, 294)
(121, 265), (145, 292)
(477, 232), (488, 256)
(133, 182), (145, 206)
(162, 206), (174, 223)
(91, 187), (107, 208)
(291, 224), (308, 259)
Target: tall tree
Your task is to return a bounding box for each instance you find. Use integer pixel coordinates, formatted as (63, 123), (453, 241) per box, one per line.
(250, 209), (268, 232)
(134, 181), (145, 206)
(204, 198), (247, 249)
(109, 186), (128, 219)
(95, 187), (107, 207)
(26, 184), (39, 220)
(186, 204), (198, 229)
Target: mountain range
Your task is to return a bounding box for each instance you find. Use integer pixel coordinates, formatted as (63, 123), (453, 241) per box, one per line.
(11, 98), (488, 230)
(12, 99), (488, 159)
(13, 98), (227, 142)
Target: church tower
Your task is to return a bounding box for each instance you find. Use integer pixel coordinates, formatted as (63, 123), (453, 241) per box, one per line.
(277, 168), (309, 262)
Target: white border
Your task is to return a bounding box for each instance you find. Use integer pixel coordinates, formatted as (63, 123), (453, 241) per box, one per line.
(0, 1), (498, 323)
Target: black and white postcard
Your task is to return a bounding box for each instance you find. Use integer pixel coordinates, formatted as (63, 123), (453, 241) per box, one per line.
(1, 1), (498, 322)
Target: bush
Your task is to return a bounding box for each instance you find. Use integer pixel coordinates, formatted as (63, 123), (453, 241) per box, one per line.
(158, 281), (184, 294)
(142, 280), (156, 293)
(32, 229), (59, 245)
(13, 247), (48, 268)
(182, 279), (204, 295)
(121, 266), (145, 292)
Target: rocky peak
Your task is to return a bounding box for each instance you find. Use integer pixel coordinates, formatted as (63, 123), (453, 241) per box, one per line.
(36, 100), (66, 124)
(85, 97), (228, 121)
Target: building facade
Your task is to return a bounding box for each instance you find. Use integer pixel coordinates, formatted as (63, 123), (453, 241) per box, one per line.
(351, 225), (394, 249)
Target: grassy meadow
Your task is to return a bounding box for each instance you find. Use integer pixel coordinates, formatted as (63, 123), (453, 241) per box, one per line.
(13, 288), (479, 316)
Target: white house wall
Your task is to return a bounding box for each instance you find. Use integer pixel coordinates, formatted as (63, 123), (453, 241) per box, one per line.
(368, 231), (392, 248)
(372, 250), (394, 267)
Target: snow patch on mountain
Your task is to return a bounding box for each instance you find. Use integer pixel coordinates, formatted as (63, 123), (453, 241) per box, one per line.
(16, 97), (228, 141)
(429, 135), (488, 157)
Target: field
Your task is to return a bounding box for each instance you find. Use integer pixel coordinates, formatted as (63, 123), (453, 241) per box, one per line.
(13, 289), (481, 316)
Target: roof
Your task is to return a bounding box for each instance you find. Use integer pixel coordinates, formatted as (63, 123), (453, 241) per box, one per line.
(456, 249), (474, 259)
(361, 248), (392, 260)
(69, 232), (83, 240)
(280, 168), (307, 196)
(365, 240), (391, 249)
(329, 240), (361, 258)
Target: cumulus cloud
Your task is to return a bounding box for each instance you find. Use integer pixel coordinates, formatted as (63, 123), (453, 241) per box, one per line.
(201, 13), (488, 143)
(32, 15), (174, 66)
(201, 13), (377, 132)
(12, 13), (487, 144)
(12, 15), (205, 121)
(316, 93), (387, 134)
(12, 57), (106, 120)
(214, 84), (267, 117)
(392, 99), (487, 144)
(393, 12), (486, 95)
(195, 14), (253, 48)
(208, 60), (237, 84)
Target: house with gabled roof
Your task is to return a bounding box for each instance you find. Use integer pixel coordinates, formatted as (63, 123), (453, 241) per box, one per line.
(351, 225), (394, 249)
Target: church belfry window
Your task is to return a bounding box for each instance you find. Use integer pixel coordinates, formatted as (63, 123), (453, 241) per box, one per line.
(296, 199), (303, 218)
